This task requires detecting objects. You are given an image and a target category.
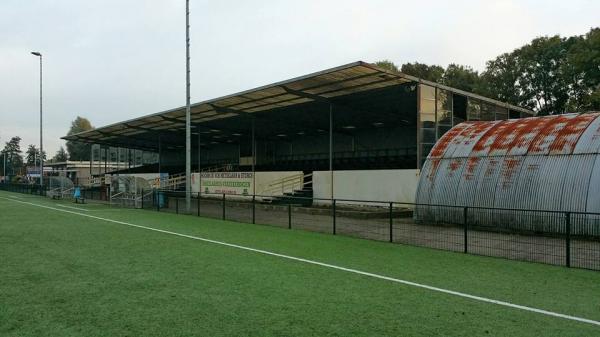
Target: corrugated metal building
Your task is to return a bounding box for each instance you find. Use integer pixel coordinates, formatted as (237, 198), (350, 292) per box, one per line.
(415, 112), (600, 235)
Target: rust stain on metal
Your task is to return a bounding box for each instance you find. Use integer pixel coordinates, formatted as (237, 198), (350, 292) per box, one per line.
(462, 122), (496, 146)
(548, 114), (597, 154)
(527, 115), (571, 154)
(448, 159), (461, 172)
(441, 114), (600, 158)
(428, 158), (441, 182)
(429, 122), (471, 158)
(502, 157), (521, 180)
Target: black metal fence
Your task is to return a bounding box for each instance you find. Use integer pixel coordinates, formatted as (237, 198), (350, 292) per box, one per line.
(147, 190), (600, 271)
(2, 183), (599, 271)
(0, 183), (47, 196)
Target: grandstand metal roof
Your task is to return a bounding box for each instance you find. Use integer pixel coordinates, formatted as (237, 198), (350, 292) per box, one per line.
(63, 61), (532, 151)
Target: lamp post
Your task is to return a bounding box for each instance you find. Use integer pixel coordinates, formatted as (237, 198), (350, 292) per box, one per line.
(31, 51), (43, 188)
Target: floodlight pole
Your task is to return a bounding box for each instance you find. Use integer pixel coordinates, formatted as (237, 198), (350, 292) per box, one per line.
(185, 0), (192, 213)
(31, 52), (43, 187)
(329, 104), (333, 200)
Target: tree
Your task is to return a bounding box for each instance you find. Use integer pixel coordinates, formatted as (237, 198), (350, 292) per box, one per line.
(52, 146), (69, 162)
(441, 64), (480, 92)
(479, 52), (526, 108)
(66, 117), (94, 160)
(1, 136), (23, 175)
(564, 28), (600, 111)
(374, 60), (399, 73)
(377, 28), (600, 115)
(479, 37), (571, 114)
(25, 144), (46, 166)
(400, 62), (445, 82)
(516, 35), (573, 115)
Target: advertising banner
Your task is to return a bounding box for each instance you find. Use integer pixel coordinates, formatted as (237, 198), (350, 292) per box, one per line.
(192, 172), (253, 195)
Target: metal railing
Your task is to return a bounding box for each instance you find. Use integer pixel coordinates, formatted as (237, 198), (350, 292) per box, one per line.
(147, 190), (600, 271)
(262, 172), (312, 196)
(2, 182), (599, 271)
(0, 183), (47, 196)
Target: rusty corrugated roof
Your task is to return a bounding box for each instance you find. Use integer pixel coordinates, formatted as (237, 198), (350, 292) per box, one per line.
(415, 112), (600, 236)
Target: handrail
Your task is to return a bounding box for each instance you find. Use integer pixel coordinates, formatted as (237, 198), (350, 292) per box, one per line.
(263, 172), (312, 196)
(111, 191), (125, 199)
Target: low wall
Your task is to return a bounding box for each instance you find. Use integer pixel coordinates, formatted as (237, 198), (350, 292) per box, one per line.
(181, 169), (420, 206)
(313, 169), (420, 206)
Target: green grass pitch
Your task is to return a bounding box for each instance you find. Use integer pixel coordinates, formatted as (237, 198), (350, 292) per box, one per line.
(1, 190), (599, 336)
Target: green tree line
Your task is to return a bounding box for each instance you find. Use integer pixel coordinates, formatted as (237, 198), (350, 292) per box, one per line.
(1, 116), (93, 179)
(376, 27), (599, 115)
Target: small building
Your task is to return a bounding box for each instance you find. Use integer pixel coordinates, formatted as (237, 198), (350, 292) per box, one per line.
(415, 112), (600, 235)
(45, 160), (126, 185)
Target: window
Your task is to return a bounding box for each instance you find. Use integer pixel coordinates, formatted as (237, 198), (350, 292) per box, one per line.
(480, 102), (496, 121)
(509, 109), (521, 119)
(495, 106), (509, 120)
(418, 84), (438, 166)
(453, 94), (467, 124)
(467, 98), (481, 121)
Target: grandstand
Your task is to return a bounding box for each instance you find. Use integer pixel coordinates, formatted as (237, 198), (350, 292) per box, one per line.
(62, 61), (532, 204)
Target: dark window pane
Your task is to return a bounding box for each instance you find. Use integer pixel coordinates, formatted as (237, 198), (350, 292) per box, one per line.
(453, 94), (467, 122)
(420, 128), (436, 143)
(437, 125), (453, 138)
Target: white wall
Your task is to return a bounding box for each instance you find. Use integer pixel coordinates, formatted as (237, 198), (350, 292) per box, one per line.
(255, 171), (303, 195)
(187, 169), (420, 206)
(313, 169), (420, 206)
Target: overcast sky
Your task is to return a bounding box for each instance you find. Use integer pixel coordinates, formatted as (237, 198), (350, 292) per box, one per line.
(1, 0), (599, 156)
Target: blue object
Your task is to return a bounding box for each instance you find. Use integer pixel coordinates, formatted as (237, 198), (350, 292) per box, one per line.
(73, 187), (81, 199)
(158, 192), (165, 208)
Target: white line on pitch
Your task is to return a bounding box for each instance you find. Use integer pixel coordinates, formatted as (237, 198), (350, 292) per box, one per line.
(2, 195), (599, 327)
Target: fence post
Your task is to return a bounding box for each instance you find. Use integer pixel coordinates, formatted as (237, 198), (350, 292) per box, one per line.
(141, 189), (144, 209)
(389, 202), (393, 243)
(156, 190), (160, 212)
(252, 195), (256, 224)
(566, 211), (571, 268)
(176, 196), (179, 214)
(288, 203), (292, 229)
(197, 192), (201, 216)
(222, 193), (226, 220)
(332, 199), (336, 235)
(463, 207), (468, 254)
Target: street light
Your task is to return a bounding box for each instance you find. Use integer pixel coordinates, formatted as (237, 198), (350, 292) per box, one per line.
(31, 51), (43, 187)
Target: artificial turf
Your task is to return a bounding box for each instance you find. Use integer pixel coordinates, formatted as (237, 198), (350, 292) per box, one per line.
(1, 190), (599, 336)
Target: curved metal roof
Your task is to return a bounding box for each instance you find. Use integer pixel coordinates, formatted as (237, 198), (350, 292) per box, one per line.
(62, 61), (532, 150)
(415, 112), (600, 235)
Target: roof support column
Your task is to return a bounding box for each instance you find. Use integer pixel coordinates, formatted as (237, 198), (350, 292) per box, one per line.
(89, 145), (93, 177)
(197, 129), (201, 195)
(158, 135), (162, 177)
(252, 117), (256, 196)
(329, 103), (334, 201)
